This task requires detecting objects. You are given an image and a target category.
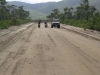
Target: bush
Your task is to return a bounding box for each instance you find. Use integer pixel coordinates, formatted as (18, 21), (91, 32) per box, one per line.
(0, 19), (31, 29)
(0, 20), (12, 29)
(61, 18), (100, 31)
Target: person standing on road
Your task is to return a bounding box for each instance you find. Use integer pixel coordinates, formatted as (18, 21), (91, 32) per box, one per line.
(44, 20), (47, 25)
(44, 20), (48, 28)
(38, 19), (41, 25)
(38, 19), (41, 28)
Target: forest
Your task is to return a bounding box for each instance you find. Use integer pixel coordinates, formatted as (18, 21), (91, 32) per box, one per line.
(47, 0), (100, 31)
(0, 0), (31, 29)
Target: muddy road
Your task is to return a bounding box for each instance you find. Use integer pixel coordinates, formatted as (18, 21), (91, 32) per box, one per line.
(0, 23), (100, 75)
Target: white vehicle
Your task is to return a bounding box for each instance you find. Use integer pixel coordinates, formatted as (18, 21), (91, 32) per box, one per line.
(51, 19), (60, 28)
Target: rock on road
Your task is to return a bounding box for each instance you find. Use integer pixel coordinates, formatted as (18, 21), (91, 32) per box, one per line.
(0, 23), (100, 75)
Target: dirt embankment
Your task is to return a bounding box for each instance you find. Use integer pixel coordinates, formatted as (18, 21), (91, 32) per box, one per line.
(61, 24), (100, 41)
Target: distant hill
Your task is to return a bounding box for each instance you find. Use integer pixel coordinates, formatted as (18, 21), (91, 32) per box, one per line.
(7, 1), (57, 14)
(26, 9), (47, 20)
(7, 0), (81, 14)
(7, 0), (100, 19)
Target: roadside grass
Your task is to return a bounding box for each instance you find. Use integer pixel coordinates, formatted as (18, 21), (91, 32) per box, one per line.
(0, 19), (31, 29)
(61, 19), (100, 31)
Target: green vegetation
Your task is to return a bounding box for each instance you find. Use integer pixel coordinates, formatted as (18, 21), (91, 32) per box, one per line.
(26, 9), (46, 20)
(7, 0), (100, 20)
(0, 0), (31, 29)
(47, 0), (100, 31)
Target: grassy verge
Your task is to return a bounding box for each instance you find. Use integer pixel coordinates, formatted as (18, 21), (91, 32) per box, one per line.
(0, 19), (31, 29)
(61, 18), (100, 31)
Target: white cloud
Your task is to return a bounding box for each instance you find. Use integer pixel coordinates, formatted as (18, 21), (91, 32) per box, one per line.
(6, 0), (62, 4)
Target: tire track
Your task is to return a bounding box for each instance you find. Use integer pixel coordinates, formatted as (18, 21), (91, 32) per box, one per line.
(14, 24), (36, 58)
(0, 24), (33, 52)
(0, 52), (16, 75)
(11, 58), (27, 75)
(41, 29), (67, 75)
(0, 24), (36, 75)
(51, 29), (100, 74)
(0, 31), (23, 52)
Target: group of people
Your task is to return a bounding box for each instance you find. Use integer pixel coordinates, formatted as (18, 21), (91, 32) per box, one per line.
(38, 19), (47, 27)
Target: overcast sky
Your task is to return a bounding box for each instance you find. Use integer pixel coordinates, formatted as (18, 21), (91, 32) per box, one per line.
(6, 0), (62, 4)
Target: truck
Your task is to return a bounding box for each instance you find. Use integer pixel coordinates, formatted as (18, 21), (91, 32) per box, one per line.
(51, 19), (60, 28)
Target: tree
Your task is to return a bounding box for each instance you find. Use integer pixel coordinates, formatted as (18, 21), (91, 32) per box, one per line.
(52, 8), (60, 18)
(47, 8), (60, 20)
(75, 6), (84, 20)
(0, 0), (7, 20)
(9, 5), (17, 18)
(59, 13), (65, 23)
(75, 0), (90, 20)
(89, 6), (96, 18)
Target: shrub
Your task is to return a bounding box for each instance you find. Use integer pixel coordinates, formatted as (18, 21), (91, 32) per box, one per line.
(0, 19), (31, 29)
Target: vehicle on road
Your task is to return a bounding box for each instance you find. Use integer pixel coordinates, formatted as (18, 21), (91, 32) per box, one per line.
(51, 19), (60, 28)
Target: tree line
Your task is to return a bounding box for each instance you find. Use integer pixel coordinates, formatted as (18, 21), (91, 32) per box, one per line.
(47, 0), (100, 31)
(0, 0), (31, 29)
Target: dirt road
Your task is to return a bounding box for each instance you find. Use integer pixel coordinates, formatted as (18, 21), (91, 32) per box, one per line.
(0, 23), (100, 75)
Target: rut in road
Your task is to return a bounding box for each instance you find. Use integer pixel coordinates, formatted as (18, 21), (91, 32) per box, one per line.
(0, 24), (36, 75)
(50, 27), (100, 75)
